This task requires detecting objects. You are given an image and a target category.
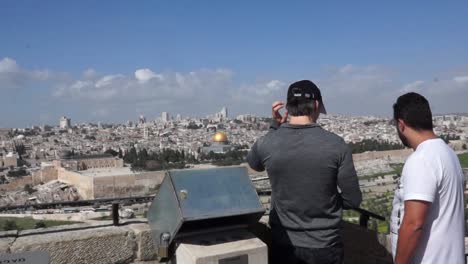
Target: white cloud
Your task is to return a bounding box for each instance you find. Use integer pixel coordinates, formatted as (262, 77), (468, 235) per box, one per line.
(95, 74), (124, 88)
(0, 57), (71, 92)
(232, 80), (286, 105)
(82, 68), (98, 79)
(135, 68), (163, 83)
(400, 80), (424, 93)
(53, 68), (234, 108)
(1, 57), (467, 125)
(0, 58), (19, 73)
(454, 76), (468, 84)
(52, 63), (466, 118)
(339, 64), (355, 74)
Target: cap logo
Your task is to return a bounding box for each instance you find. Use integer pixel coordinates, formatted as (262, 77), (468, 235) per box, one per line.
(290, 86), (317, 99)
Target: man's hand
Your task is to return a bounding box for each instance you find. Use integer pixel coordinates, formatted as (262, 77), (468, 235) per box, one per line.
(272, 101), (288, 124)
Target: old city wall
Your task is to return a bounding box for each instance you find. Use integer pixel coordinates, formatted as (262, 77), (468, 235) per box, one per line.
(352, 148), (413, 162)
(93, 171), (165, 199)
(135, 171), (165, 192)
(93, 174), (136, 199)
(57, 168), (94, 199)
(31, 166), (58, 185)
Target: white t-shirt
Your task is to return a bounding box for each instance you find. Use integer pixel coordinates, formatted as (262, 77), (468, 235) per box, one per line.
(391, 138), (465, 263)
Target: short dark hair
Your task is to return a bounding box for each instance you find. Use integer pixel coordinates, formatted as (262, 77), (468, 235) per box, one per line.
(286, 99), (317, 116)
(393, 92), (433, 131)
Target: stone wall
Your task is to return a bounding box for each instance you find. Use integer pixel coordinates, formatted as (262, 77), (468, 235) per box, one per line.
(134, 171), (165, 192)
(0, 219), (393, 264)
(93, 174), (137, 199)
(58, 168), (94, 199)
(92, 171), (164, 199)
(1, 221), (156, 264)
(32, 165), (59, 185)
(32, 164), (165, 199)
(352, 148), (413, 162)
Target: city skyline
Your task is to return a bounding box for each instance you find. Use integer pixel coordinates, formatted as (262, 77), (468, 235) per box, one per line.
(1, 1), (468, 127)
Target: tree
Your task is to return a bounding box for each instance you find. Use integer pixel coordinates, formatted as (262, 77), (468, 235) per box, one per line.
(145, 160), (162, 171)
(15, 143), (26, 156)
(348, 139), (404, 154)
(187, 122), (201, 129)
(105, 149), (119, 157)
(35, 221), (46, 229)
(137, 149), (149, 167)
(124, 147), (138, 165)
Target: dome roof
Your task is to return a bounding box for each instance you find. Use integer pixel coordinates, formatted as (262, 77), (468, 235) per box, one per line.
(213, 132), (228, 142)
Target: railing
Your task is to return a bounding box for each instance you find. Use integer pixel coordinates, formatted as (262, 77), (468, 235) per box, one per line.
(354, 207), (386, 228)
(0, 180), (386, 229)
(0, 196), (154, 226)
(252, 177), (386, 228)
(0, 195), (154, 212)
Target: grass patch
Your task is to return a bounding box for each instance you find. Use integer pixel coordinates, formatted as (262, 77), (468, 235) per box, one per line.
(458, 153), (468, 168)
(0, 217), (78, 231)
(90, 215), (113, 221)
(359, 163), (404, 181)
(377, 221), (389, 234)
(389, 163), (404, 176)
(359, 172), (390, 181)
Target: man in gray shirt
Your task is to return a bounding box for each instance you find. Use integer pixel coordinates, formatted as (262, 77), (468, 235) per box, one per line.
(247, 80), (362, 264)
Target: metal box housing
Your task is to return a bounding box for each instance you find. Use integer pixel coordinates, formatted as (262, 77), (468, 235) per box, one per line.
(147, 166), (265, 258)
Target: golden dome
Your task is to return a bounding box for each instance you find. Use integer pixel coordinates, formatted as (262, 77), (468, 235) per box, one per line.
(213, 132), (228, 142)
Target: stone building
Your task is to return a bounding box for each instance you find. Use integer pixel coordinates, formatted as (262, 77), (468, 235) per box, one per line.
(59, 116), (71, 129)
(1, 152), (19, 167)
(53, 154), (124, 171)
(32, 154), (164, 199)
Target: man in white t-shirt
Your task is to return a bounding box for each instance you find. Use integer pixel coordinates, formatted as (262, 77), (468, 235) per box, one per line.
(390, 92), (465, 264)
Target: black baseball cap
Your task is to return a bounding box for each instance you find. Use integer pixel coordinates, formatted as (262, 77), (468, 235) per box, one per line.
(287, 80), (327, 114)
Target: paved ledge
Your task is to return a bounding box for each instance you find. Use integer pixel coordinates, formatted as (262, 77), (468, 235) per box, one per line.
(1, 218), (392, 264)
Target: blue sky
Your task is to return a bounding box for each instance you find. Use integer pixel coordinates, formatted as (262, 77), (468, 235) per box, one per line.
(1, 1), (468, 127)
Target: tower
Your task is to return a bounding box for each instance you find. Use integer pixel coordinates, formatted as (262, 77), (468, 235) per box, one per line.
(221, 107), (228, 119)
(162, 112), (170, 122)
(143, 124), (148, 139)
(59, 116), (71, 129)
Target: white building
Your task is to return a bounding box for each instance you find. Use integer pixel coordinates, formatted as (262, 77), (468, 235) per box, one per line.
(59, 116), (71, 129)
(236, 114), (257, 123)
(221, 107), (228, 119)
(139, 115), (146, 124)
(162, 112), (170, 122)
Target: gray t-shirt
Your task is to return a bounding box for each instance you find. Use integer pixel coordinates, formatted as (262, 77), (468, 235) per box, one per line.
(247, 122), (362, 248)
